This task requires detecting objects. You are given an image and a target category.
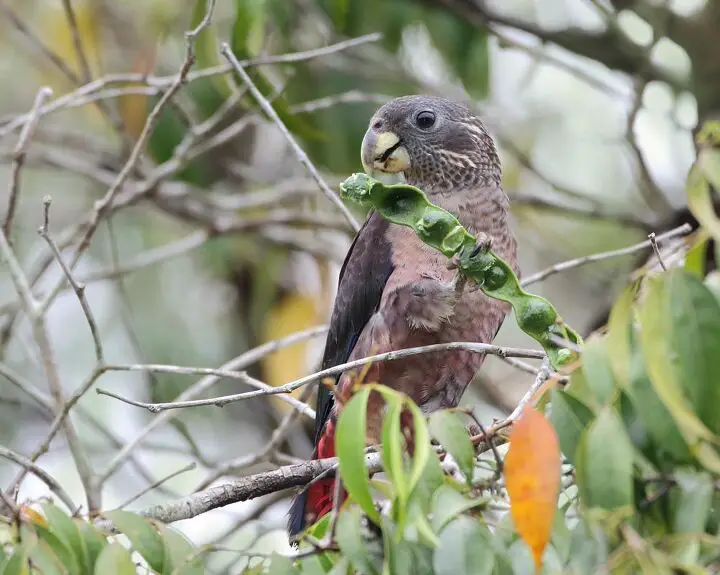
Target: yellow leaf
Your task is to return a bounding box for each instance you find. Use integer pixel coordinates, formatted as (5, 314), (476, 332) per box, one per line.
(504, 407), (562, 573)
(118, 46), (157, 140)
(261, 292), (322, 416)
(19, 505), (47, 528)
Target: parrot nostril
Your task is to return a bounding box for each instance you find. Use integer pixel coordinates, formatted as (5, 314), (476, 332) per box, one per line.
(372, 119), (383, 130)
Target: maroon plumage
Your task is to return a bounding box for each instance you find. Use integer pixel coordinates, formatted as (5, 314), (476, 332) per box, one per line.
(288, 95), (518, 539)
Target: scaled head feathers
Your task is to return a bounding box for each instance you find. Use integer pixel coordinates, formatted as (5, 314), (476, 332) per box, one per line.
(361, 95), (500, 192)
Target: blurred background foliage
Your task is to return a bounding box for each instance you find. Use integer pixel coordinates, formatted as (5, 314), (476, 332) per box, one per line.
(0, 0), (717, 571)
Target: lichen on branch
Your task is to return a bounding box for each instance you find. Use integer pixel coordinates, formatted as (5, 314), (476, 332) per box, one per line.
(339, 172), (581, 369)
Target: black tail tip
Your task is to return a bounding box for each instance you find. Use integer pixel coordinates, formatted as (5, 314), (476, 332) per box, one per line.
(287, 491), (307, 544)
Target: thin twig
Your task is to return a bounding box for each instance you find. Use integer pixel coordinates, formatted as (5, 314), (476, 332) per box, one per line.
(0, 33), (382, 139)
(136, 453), (384, 524)
(116, 462), (197, 510)
(220, 42), (361, 232)
(53, 0), (217, 276)
(0, 5), (80, 85)
(2, 86), (53, 241)
(647, 232), (667, 271)
(0, 191), (96, 514)
(97, 341), (545, 412)
(520, 223), (692, 287)
(0, 445), (77, 512)
(96, 326), (329, 484)
(37, 196), (104, 363)
(96, 367), (316, 418)
(60, 0), (93, 84)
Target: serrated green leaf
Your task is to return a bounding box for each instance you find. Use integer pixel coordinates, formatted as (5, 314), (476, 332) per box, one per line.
(104, 510), (165, 573)
(428, 411), (475, 482)
(336, 507), (381, 575)
(430, 485), (486, 533)
(336, 387), (380, 525)
(41, 504), (86, 575)
(667, 270), (720, 436)
(576, 408), (634, 511)
(432, 516), (493, 575)
(93, 543), (136, 575)
(549, 388), (594, 465)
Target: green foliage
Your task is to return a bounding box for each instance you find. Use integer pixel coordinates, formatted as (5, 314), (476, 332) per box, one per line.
(0, 506), (205, 574)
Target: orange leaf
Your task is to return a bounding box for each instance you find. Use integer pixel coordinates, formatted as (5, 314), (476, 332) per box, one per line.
(504, 407), (561, 573)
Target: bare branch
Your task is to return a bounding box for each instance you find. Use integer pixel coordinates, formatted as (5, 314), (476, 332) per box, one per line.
(96, 326), (329, 484)
(0, 445), (77, 513)
(0, 5), (81, 85)
(97, 340), (545, 413)
(647, 232), (667, 271)
(136, 453), (384, 524)
(0, 33), (383, 139)
(520, 223), (692, 287)
(2, 86), (53, 241)
(116, 462), (197, 510)
(55, 0), (217, 276)
(37, 197), (104, 363)
(220, 42), (361, 232)
(60, 0), (93, 84)
(96, 365), (315, 418)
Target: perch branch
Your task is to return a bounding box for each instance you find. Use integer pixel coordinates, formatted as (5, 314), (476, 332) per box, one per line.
(520, 223), (692, 287)
(97, 340), (545, 412)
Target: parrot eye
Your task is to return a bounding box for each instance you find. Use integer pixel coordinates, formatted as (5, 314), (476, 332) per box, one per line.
(415, 110), (436, 130)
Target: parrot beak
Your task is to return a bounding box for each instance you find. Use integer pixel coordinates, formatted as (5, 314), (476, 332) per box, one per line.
(361, 130), (411, 178)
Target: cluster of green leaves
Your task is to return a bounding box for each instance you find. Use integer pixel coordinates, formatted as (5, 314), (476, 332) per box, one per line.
(0, 505), (203, 574)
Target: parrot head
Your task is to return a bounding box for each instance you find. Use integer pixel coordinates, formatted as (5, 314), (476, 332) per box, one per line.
(361, 95), (500, 192)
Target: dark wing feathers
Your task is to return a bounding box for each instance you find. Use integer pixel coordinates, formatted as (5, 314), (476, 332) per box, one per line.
(313, 211), (393, 443)
(288, 211), (394, 537)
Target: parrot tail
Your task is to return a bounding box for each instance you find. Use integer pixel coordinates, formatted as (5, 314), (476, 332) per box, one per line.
(287, 417), (347, 541)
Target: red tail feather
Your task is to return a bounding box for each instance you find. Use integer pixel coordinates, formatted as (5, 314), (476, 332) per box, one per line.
(305, 419), (347, 525)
